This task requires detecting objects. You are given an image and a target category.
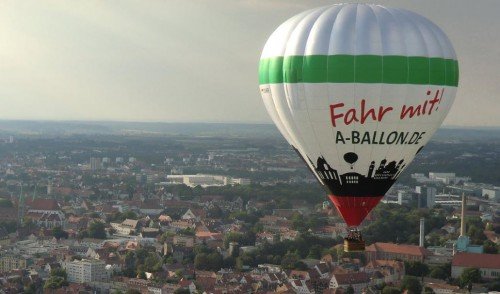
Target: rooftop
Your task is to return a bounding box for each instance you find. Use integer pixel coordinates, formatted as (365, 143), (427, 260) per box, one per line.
(452, 252), (500, 269)
(366, 242), (431, 257)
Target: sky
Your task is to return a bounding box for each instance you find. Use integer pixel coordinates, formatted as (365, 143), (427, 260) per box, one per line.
(0, 0), (498, 127)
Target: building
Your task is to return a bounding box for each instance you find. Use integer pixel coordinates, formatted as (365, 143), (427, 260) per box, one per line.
(230, 178), (251, 185)
(90, 157), (102, 170)
(63, 259), (109, 283)
(397, 190), (416, 206)
(173, 235), (195, 248)
(166, 174), (226, 187)
(329, 272), (370, 293)
(365, 242), (431, 262)
(0, 253), (27, 272)
(424, 281), (460, 294)
(165, 174), (249, 188)
(482, 188), (500, 202)
(429, 173), (470, 185)
(25, 199), (66, 229)
(451, 253), (500, 280)
(110, 219), (139, 236)
(416, 186), (436, 208)
(364, 260), (405, 285)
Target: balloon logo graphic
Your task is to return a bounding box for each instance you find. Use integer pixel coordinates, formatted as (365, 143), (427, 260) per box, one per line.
(343, 152), (358, 169)
(258, 3), (458, 249)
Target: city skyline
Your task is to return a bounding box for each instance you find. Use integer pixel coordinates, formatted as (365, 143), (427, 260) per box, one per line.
(0, 1), (499, 127)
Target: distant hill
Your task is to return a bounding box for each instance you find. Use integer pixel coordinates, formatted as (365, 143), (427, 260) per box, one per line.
(0, 120), (498, 141)
(0, 120), (280, 138)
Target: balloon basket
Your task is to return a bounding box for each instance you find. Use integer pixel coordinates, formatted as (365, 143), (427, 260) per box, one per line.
(344, 229), (365, 252)
(344, 238), (365, 252)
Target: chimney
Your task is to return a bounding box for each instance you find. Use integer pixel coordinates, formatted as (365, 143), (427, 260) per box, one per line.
(419, 218), (425, 247)
(460, 193), (466, 237)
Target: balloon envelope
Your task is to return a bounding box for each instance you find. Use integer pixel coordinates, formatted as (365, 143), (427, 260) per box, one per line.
(259, 4), (458, 226)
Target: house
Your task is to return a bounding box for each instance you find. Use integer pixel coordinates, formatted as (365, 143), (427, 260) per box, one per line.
(86, 248), (109, 260)
(173, 235), (195, 248)
(289, 270), (310, 281)
(364, 260), (404, 284)
(314, 225), (346, 239)
(329, 272), (370, 294)
(169, 220), (196, 231)
(178, 278), (197, 293)
(195, 275), (217, 293)
(289, 279), (314, 294)
(110, 219), (139, 236)
(139, 200), (164, 216)
(424, 280), (460, 294)
(181, 209), (205, 221)
(256, 231), (276, 245)
(280, 229), (300, 241)
(141, 228), (160, 238)
(451, 252), (500, 280)
(24, 199), (66, 228)
(314, 263), (331, 279)
(365, 242), (431, 262)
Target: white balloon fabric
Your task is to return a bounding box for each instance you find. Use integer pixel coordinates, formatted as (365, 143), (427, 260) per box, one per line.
(259, 4), (458, 226)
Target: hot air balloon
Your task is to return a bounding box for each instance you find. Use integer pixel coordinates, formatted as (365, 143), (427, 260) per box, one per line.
(259, 4), (458, 251)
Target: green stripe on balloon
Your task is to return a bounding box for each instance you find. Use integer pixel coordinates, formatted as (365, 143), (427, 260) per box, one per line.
(259, 55), (459, 86)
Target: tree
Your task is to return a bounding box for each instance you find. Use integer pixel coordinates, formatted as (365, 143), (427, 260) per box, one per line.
(194, 253), (209, 270)
(0, 199), (13, 207)
(194, 251), (223, 271)
(44, 268), (68, 289)
(281, 251), (300, 270)
(382, 286), (401, 294)
(424, 286), (436, 294)
(307, 245), (323, 259)
(223, 256), (236, 268)
(206, 252), (223, 271)
(487, 280), (500, 291)
(401, 276), (422, 294)
(44, 276), (67, 289)
(52, 226), (68, 239)
(88, 221), (107, 239)
(458, 268), (481, 288)
(483, 240), (498, 254)
(50, 268), (67, 280)
(405, 261), (430, 277)
(345, 285), (354, 294)
(174, 288), (190, 294)
(429, 267), (447, 280)
(207, 206), (224, 218)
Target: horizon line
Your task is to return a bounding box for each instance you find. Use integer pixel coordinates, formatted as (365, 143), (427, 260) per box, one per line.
(0, 118), (498, 130)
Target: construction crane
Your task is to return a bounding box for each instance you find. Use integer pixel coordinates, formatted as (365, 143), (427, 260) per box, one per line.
(17, 183), (24, 227)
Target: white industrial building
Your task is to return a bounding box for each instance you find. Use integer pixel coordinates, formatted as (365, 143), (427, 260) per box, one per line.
(164, 174), (250, 187)
(482, 188), (500, 202)
(428, 172), (471, 185)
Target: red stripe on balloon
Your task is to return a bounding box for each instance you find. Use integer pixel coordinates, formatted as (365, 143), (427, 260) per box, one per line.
(328, 195), (383, 227)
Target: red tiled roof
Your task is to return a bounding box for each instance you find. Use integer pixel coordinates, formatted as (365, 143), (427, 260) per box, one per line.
(366, 242), (430, 257)
(452, 252), (500, 269)
(26, 199), (59, 211)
